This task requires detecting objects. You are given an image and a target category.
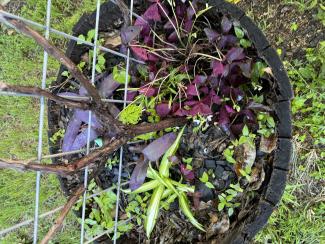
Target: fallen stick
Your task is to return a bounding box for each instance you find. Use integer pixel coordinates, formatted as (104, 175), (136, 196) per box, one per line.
(40, 185), (85, 244)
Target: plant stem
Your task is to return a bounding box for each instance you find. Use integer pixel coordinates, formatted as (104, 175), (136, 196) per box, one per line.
(0, 82), (90, 110)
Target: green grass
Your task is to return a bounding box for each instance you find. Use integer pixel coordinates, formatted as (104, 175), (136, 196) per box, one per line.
(254, 2), (325, 243)
(0, 0), (98, 242)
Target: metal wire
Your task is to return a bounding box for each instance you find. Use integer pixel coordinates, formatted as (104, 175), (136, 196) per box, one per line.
(33, 1), (51, 243)
(0, 91), (134, 104)
(0, 10), (144, 64)
(0, 182), (128, 237)
(80, 0), (101, 243)
(112, 1), (134, 243)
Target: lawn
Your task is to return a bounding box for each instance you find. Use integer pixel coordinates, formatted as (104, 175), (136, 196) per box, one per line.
(0, 0), (324, 243)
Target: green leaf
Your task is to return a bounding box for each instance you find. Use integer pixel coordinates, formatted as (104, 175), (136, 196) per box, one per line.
(77, 34), (85, 45)
(266, 116), (275, 128)
(234, 27), (245, 39)
(97, 55), (106, 65)
(87, 29), (96, 42)
(239, 136), (247, 145)
(113, 66), (131, 84)
(179, 192), (205, 232)
(218, 202), (225, 211)
(126, 180), (160, 194)
(228, 208), (234, 216)
(182, 157), (193, 164)
(119, 104), (142, 125)
(61, 70), (69, 77)
(240, 39), (252, 48)
(205, 182), (215, 189)
(159, 126), (186, 177)
(242, 125), (249, 136)
(145, 185), (165, 237)
(199, 172), (209, 183)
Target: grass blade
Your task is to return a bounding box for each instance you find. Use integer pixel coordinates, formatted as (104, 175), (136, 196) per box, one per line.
(179, 192), (205, 232)
(145, 185), (165, 237)
(159, 126), (186, 177)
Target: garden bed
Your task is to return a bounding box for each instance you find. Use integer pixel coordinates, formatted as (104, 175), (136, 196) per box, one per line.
(48, 0), (293, 243)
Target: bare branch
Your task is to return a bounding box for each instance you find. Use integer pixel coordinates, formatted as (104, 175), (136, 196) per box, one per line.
(0, 16), (102, 105)
(40, 185), (85, 244)
(0, 82), (90, 110)
(0, 117), (187, 175)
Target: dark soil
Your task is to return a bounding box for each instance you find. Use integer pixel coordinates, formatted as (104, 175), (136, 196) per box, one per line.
(238, 0), (325, 60)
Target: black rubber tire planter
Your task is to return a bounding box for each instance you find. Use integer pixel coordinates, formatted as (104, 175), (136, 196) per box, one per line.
(48, 0), (293, 243)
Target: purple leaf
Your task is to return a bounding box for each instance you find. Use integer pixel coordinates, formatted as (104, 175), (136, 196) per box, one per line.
(180, 164), (195, 181)
(187, 0), (198, 20)
(225, 105), (235, 114)
(186, 84), (199, 96)
(204, 28), (219, 43)
(79, 86), (88, 96)
(143, 3), (161, 22)
(142, 132), (177, 161)
(130, 159), (149, 191)
(193, 75), (207, 84)
(230, 87), (244, 102)
(184, 100), (199, 106)
(156, 103), (171, 117)
(62, 113), (82, 152)
(131, 46), (148, 61)
(218, 105), (234, 126)
(211, 60), (224, 76)
(127, 90), (138, 101)
(157, 2), (170, 18)
(144, 35), (154, 46)
(139, 86), (157, 97)
(119, 44), (128, 55)
(71, 127), (98, 151)
(238, 60), (252, 78)
(168, 31), (178, 42)
(188, 102), (212, 116)
(163, 18), (176, 30)
(221, 16), (232, 33)
(173, 108), (189, 117)
(98, 74), (120, 98)
(226, 47), (245, 63)
(201, 90), (221, 106)
(200, 86), (209, 94)
(148, 53), (159, 62)
(134, 17), (150, 36)
(57, 92), (79, 98)
(74, 109), (103, 130)
(176, 4), (187, 18)
(120, 26), (141, 44)
(183, 19), (193, 33)
(219, 35), (237, 49)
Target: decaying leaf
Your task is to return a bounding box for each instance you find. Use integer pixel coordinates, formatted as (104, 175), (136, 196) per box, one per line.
(260, 134), (278, 154)
(104, 34), (122, 49)
(206, 214), (230, 239)
(234, 142), (256, 169)
(249, 165), (265, 191)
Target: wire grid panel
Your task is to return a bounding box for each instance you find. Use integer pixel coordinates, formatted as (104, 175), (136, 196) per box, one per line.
(0, 0), (136, 243)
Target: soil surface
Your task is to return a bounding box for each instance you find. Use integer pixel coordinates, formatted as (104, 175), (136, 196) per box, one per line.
(238, 0), (325, 60)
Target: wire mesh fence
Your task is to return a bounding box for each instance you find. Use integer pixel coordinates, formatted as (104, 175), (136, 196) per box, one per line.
(0, 0), (136, 243)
